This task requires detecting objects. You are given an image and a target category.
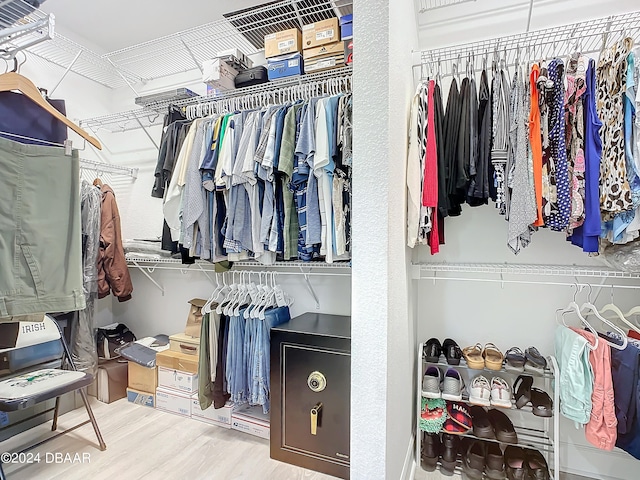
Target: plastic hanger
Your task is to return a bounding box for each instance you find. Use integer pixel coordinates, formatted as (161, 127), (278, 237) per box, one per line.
(0, 58), (102, 150)
(598, 286), (640, 335)
(579, 284), (627, 350)
(555, 285), (598, 350)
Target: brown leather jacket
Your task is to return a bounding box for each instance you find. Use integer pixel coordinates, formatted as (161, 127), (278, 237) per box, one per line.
(97, 185), (133, 301)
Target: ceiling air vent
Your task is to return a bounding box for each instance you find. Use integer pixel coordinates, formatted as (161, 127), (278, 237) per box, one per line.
(223, 0), (352, 51)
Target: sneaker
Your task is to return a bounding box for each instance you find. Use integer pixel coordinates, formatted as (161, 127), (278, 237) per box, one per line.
(422, 366), (442, 398)
(441, 368), (464, 401)
(490, 377), (512, 409)
(469, 375), (491, 406)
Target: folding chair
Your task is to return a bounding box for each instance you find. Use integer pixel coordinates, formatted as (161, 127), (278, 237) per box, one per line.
(0, 315), (106, 479)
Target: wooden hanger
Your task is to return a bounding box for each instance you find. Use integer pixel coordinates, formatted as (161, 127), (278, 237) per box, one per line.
(0, 70), (102, 150)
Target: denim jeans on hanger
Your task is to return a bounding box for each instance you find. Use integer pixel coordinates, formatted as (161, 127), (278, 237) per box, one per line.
(226, 311), (247, 403)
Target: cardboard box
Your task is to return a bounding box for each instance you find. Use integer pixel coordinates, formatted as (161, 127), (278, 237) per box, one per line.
(156, 349), (199, 374)
(344, 39), (353, 65)
(157, 366), (198, 394)
(169, 333), (200, 356)
(264, 28), (302, 58)
(340, 14), (353, 40)
(302, 18), (339, 49)
(191, 394), (233, 429)
(302, 41), (345, 60)
(128, 362), (157, 393)
(202, 58), (238, 92)
(267, 53), (304, 80)
(304, 54), (345, 73)
(155, 387), (191, 417)
(231, 404), (270, 440)
(127, 388), (155, 408)
(216, 48), (253, 70)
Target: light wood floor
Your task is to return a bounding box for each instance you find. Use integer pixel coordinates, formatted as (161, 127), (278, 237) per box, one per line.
(1, 397), (339, 480)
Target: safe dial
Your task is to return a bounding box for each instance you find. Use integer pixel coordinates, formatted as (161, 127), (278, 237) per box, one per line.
(307, 371), (327, 392)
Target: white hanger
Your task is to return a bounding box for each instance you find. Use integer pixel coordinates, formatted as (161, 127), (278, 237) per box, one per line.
(579, 284), (627, 350)
(598, 286), (640, 335)
(555, 285), (598, 350)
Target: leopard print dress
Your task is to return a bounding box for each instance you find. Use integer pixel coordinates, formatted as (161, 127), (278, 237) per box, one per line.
(597, 37), (634, 219)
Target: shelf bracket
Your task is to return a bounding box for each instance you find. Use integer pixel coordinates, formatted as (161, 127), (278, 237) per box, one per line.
(179, 38), (203, 74)
(134, 117), (160, 150)
(48, 49), (82, 97)
(299, 266), (320, 310)
(130, 260), (165, 296)
(196, 262), (215, 285)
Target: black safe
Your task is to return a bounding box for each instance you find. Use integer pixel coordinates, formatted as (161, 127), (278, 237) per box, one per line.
(270, 313), (351, 479)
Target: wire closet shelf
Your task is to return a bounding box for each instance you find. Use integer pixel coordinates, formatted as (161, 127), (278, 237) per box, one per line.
(419, 11), (640, 78)
(79, 159), (138, 179)
(0, 0), (53, 59)
(80, 66), (353, 132)
(418, 0), (476, 13)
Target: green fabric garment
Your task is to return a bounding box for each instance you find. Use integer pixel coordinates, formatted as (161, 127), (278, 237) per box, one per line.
(198, 312), (213, 410)
(279, 104), (303, 260)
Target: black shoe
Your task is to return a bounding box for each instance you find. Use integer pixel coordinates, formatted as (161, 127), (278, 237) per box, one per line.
(462, 440), (486, 480)
(421, 432), (440, 472)
(487, 409), (518, 444)
(443, 338), (463, 365)
(424, 338), (442, 363)
(440, 433), (460, 476)
(469, 405), (494, 439)
(525, 449), (550, 480)
(504, 446), (528, 480)
(485, 442), (506, 480)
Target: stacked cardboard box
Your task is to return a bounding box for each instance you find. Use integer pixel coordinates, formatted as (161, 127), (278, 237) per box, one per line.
(155, 349), (198, 417)
(126, 360), (157, 408)
(264, 28), (304, 81)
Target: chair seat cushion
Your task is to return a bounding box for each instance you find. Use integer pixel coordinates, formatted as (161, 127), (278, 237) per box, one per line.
(0, 369), (87, 400)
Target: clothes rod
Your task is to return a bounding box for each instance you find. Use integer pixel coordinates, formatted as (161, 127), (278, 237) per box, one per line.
(417, 276), (640, 290)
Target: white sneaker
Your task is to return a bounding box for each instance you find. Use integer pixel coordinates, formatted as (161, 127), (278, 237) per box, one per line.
(468, 375), (491, 406)
(490, 376), (512, 408)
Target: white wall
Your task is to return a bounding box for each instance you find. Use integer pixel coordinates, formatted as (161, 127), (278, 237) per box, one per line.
(414, 1), (640, 478)
(351, 0), (418, 478)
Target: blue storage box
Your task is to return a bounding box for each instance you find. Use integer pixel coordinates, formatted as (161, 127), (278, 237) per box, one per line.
(340, 14), (353, 40)
(267, 53), (304, 80)
(127, 388), (155, 408)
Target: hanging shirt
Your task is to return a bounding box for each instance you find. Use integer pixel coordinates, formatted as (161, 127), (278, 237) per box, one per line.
(544, 58), (571, 232)
(491, 66), (510, 215)
(569, 58), (602, 253)
(565, 54), (588, 233)
(529, 64), (544, 226)
(444, 78), (463, 216)
(597, 37), (634, 218)
(407, 85), (423, 248)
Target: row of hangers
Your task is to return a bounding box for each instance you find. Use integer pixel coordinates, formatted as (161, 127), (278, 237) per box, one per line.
(0, 51), (102, 150)
(185, 75), (352, 120)
(556, 284), (640, 351)
(201, 271), (293, 320)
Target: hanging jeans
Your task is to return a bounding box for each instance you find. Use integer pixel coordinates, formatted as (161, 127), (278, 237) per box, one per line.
(0, 137), (85, 318)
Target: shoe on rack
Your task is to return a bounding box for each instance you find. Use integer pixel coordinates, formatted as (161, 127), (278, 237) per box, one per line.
(530, 388), (553, 418)
(469, 375), (491, 406)
(463, 343), (485, 369)
(490, 377), (512, 409)
(524, 347), (547, 374)
(462, 440), (486, 480)
(422, 366), (442, 398)
(440, 433), (461, 476)
(513, 375), (534, 410)
(487, 409), (518, 444)
(442, 368), (464, 401)
(504, 347), (526, 372)
(443, 338), (463, 365)
(424, 338), (442, 363)
(504, 446), (528, 480)
(445, 401), (473, 434)
(469, 405), (494, 439)
(483, 343), (505, 371)
(485, 442), (506, 480)
(525, 449), (551, 480)
(420, 432), (441, 472)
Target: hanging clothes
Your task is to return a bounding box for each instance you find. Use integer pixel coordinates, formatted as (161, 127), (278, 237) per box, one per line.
(444, 78), (463, 216)
(597, 37), (634, 218)
(491, 64), (510, 215)
(529, 64), (544, 226)
(468, 69), (491, 206)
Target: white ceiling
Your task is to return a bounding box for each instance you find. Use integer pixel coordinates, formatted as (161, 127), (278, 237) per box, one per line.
(40, 0), (267, 53)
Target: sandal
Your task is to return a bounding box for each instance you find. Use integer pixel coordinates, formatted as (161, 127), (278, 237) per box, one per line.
(531, 388), (553, 417)
(504, 347), (526, 372)
(525, 347), (547, 373)
(483, 343), (504, 371)
(462, 344), (485, 370)
(514, 375), (533, 410)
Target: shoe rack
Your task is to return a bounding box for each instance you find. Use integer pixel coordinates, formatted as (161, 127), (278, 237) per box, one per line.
(415, 342), (560, 479)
